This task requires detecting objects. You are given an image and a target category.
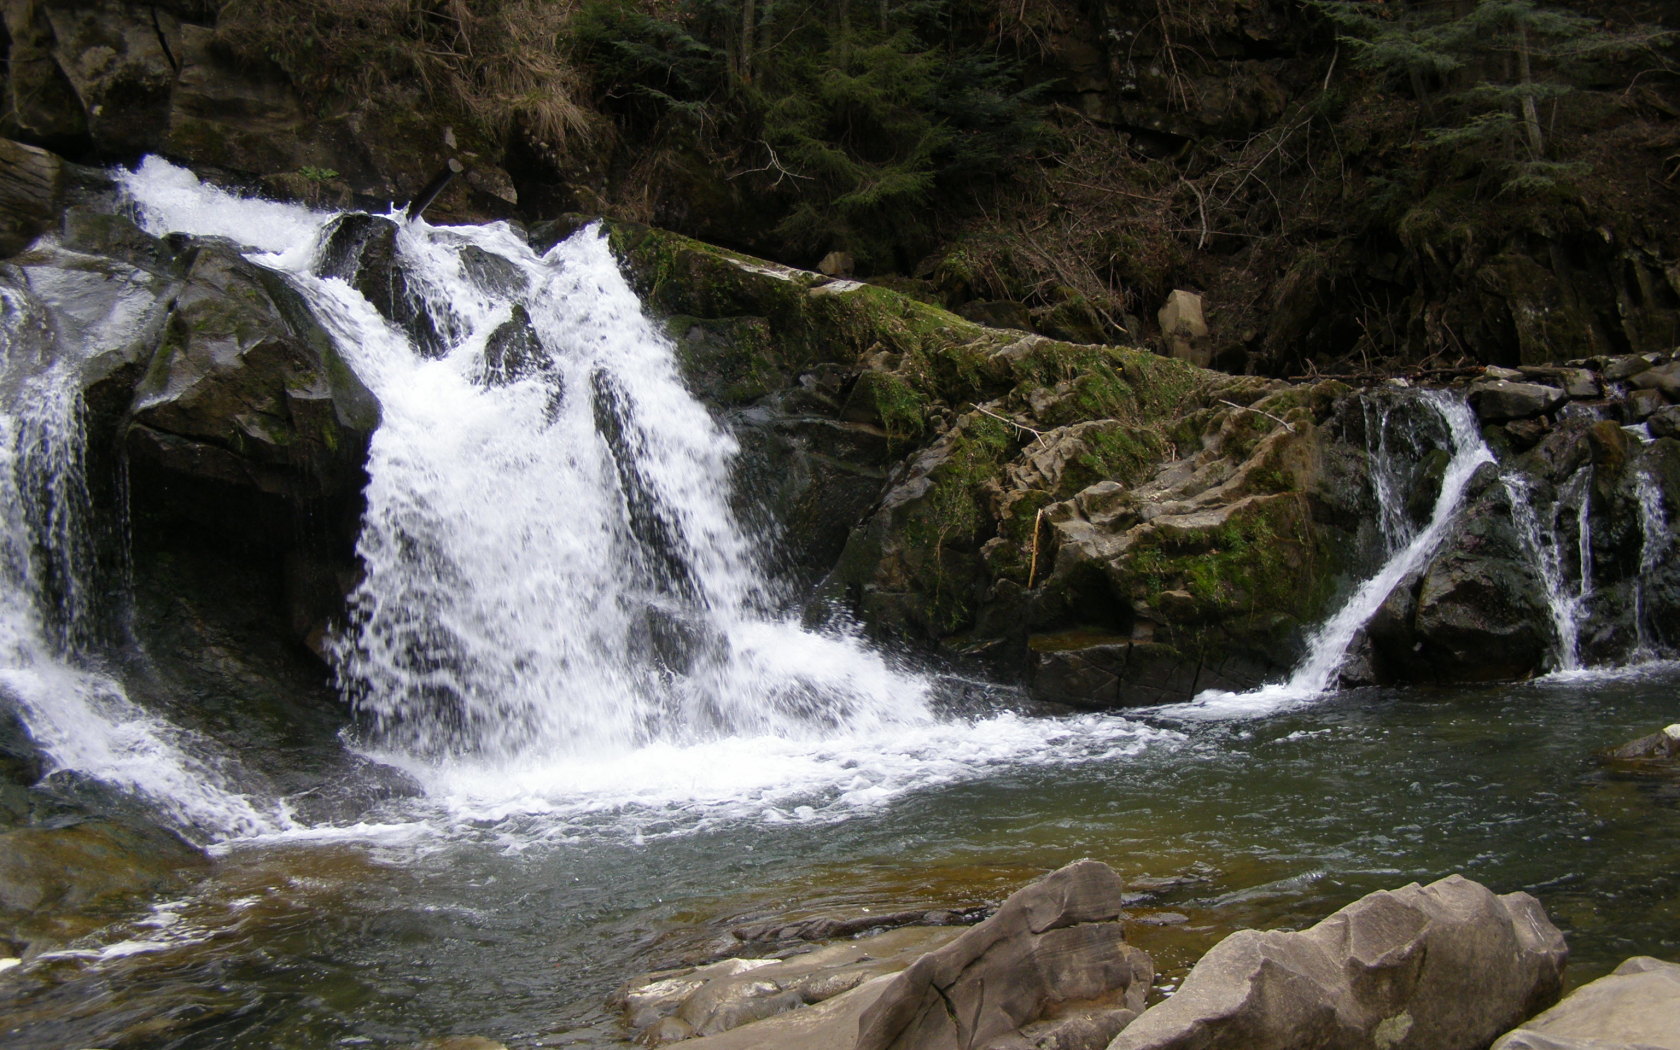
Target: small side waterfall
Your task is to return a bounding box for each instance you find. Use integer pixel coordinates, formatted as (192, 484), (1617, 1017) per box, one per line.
(1190, 391), (1494, 712)
(0, 287), (280, 840)
(1502, 467), (1593, 672)
(1288, 392), (1494, 693)
(1362, 397), (1426, 555)
(1634, 469), (1671, 657)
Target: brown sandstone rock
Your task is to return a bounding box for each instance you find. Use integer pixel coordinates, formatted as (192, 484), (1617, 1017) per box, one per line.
(1490, 955), (1680, 1050)
(855, 859), (1152, 1050)
(1108, 874), (1566, 1050)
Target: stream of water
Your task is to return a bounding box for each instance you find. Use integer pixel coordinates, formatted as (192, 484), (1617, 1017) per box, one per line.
(0, 160), (1676, 1049)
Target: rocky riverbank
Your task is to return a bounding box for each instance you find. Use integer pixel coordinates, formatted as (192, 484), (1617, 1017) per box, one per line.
(601, 859), (1680, 1050)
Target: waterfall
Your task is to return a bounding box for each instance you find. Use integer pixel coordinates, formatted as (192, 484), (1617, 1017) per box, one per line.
(1633, 469), (1670, 657)
(0, 286), (281, 840)
(1501, 466), (1593, 672)
(1363, 398), (1423, 555)
(1186, 391), (1493, 714)
(119, 158), (932, 769)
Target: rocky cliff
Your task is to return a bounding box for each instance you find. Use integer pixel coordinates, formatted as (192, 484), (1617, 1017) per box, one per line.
(5, 1), (1678, 380)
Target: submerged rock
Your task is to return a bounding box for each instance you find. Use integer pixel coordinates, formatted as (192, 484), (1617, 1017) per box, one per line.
(1490, 955), (1680, 1050)
(1110, 874), (1566, 1050)
(0, 818), (209, 919)
(1603, 724), (1680, 763)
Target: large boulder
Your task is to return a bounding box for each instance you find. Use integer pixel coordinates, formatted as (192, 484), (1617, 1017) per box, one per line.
(1490, 955), (1680, 1050)
(1158, 290), (1211, 368)
(1630, 363), (1680, 403)
(854, 859), (1153, 1050)
(1368, 467), (1552, 683)
(125, 239), (379, 547)
(1468, 379), (1568, 423)
(1109, 874), (1566, 1050)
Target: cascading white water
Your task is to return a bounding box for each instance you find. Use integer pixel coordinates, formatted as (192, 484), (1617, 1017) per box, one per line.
(1363, 398), (1424, 555)
(108, 158), (1183, 834)
(0, 285), (281, 840)
(1184, 391), (1494, 715)
(313, 218), (931, 759)
(1502, 466), (1593, 671)
(1633, 469), (1670, 657)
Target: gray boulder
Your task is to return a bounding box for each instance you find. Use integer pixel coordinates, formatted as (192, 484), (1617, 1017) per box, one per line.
(1649, 405), (1680, 440)
(855, 859), (1153, 1050)
(1491, 955), (1680, 1050)
(1108, 874), (1566, 1050)
(126, 240), (379, 535)
(1469, 379), (1567, 422)
(1604, 354), (1667, 382)
(1630, 363), (1680, 402)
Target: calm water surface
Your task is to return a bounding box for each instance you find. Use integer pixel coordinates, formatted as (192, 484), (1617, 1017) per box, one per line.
(3, 670), (1678, 1050)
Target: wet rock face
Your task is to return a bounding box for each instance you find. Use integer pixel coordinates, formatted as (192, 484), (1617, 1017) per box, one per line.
(122, 237), (379, 567)
(318, 213), (447, 358)
(0, 4), (512, 220)
(0, 139), (65, 256)
(1111, 875), (1567, 1050)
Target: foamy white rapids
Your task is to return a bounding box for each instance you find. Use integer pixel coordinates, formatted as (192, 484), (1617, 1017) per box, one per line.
(322, 712), (1181, 847)
(1173, 391), (1494, 718)
(109, 157), (1192, 841)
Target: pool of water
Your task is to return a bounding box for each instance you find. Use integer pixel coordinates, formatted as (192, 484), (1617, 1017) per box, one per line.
(3, 669), (1678, 1050)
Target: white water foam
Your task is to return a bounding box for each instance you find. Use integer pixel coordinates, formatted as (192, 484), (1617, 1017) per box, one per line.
(108, 157), (1185, 842)
(1172, 391), (1494, 718)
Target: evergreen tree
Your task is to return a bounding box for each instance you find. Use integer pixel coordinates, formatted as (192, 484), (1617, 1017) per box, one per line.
(1314, 0), (1668, 190)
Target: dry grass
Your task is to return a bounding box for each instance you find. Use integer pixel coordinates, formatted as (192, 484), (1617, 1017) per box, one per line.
(216, 0), (600, 150)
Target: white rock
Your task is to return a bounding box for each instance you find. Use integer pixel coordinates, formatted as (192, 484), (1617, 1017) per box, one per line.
(1157, 290), (1210, 368)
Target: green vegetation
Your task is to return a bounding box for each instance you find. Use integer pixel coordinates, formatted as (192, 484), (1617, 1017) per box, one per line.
(572, 0), (1051, 270)
(1315, 0), (1668, 193)
(212, 0), (1680, 375)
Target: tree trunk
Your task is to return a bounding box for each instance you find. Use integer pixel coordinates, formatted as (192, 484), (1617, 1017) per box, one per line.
(1517, 23), (1545, 157)
(742, 0), (756, 83)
